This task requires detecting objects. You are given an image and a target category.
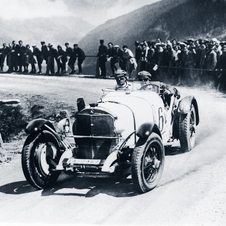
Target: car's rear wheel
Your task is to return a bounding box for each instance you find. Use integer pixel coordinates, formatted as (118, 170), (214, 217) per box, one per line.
(21, 131), (61, 189)
(131, 133), (165, 193)
(179, 104), (196, 152)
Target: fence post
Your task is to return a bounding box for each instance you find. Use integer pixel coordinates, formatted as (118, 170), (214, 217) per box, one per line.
(0, 133), (4, 149)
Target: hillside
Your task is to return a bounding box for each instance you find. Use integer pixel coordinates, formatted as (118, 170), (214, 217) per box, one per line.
(0, 16), (94, 47)
(79, 0), (226, 74)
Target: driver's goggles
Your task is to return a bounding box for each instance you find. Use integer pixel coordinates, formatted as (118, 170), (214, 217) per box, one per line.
(117, 77), (126, 80)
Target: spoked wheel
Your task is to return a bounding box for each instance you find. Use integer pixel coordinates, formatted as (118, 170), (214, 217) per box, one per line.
(179, 104), (196, 152)
(22, 130), (61, 189)
(132, 133), (165, 193)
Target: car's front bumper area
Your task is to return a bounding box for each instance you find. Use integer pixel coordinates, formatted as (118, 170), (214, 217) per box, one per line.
(55, 150), (119, 177)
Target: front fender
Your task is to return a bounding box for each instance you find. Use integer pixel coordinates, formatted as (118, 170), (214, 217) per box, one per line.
(178, 96), (199, 125)
(25, 118), (56, 134)
(136, 123), (161, 143)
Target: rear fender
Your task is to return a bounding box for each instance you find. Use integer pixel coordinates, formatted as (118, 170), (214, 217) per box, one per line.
(136, 123), (162, 145)
(25, 118), (56, 134)
(178, 96), (199, 125)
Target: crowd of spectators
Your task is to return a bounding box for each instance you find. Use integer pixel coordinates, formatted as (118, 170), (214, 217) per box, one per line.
(99, 38), (226, 91)
(134, 37), (226, 91)
(1, 38), (226, 90)
(0, 40), (86, 75)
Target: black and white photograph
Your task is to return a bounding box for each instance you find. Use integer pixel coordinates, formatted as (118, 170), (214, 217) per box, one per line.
(0, 0), (226, 225)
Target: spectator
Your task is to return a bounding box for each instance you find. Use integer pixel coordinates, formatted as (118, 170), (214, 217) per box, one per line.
(65, 42), (75, 74)
(97, 39), (108, 78)
(203, 41), (217, 85)
(217, 42), (226, 91)
(11, 40), (17, 72)
(178, 42), (194, 85)
(24, 44), (36, 73)
(139, 41), (149, 71)
(32, 44), (43, 74)
(57, 45), (67, 74)
(46, 44), (57, 75)
(146, 41), (156, 79)
(41, 41), (48, 69)
(6, 43), (12, 73)
(134, 41), (142, 72)
(112, 45), (124, 72)
(155, 43), (167, 82)
(73, 44), (86, 74)
(0, 43), (8, 71)
(166, 41), (178, 84)
(122, 45), (137, 79)
(107, 42), (116, 76)
(16, 40), (26, 72)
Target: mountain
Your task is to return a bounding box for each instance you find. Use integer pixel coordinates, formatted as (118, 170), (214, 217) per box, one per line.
(0, 16), (94, 47)
(78, 0), (226, 74)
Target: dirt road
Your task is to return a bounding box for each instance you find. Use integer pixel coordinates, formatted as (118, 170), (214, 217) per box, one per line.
(0, 73), (226, 225)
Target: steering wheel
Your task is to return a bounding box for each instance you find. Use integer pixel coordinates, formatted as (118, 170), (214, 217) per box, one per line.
(140, 84), (160, 93)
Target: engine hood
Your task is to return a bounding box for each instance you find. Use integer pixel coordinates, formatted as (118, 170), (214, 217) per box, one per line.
(75, 90), (163, 146)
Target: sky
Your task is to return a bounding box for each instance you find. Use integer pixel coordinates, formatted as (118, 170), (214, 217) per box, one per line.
(0, 0), (161, 26)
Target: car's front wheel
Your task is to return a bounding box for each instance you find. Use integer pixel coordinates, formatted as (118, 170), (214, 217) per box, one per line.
(131, 133), (165, 193)
(21, 131), (61, 189)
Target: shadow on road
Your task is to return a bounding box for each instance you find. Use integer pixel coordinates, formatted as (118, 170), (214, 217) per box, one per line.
(0, 176), (138, 197)
(0, 180), (37, 195)
(42, 176), (137, 198)
(165, 145), (185, 156)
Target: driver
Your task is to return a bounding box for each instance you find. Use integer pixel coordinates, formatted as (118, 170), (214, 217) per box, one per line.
(114, 69), (131, 91)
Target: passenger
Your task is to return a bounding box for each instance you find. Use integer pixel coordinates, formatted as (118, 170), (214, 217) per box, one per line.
(137, 70), (152, 84)
(136, 70), (153, 90)
(114, 69), (131, 91)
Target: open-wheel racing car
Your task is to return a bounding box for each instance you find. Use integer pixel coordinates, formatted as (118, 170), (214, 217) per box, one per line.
(21, 81), (199, 193)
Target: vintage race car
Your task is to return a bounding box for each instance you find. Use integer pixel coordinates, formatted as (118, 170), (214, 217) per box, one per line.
(21, 81), (199, 193)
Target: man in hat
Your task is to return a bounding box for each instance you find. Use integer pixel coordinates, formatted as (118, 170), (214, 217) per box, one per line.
(73, 44), (86, 74)
(41, 41), (48, 65)
(16, 40), (26, 72)
(137, 70), (152, 82)
(203, 41), (217, 85)
(97, 39), (108, 78)
(56, 45), (67, 74)
(107, 42), (115, 76)
(32, 44), (43, 74)
(10, 40), (17, 72)
(136, 70), (152, 90)
(112, 44), (125, 71)
(46, 43), (57, 75)
(134, 41), (142, 72)
(0, 43), (8, 72)
(114, 69), (131, 90)
(65, 42), (75, 74)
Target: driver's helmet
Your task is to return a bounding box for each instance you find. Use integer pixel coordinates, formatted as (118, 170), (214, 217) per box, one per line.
(115, 69), (128, 78)
(137, 71), (152, 83)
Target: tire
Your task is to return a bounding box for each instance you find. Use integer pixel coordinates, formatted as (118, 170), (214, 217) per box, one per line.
(21, 130), (61, 189)
(179, 104), (196, 152)
(131, 133), (165, 193)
